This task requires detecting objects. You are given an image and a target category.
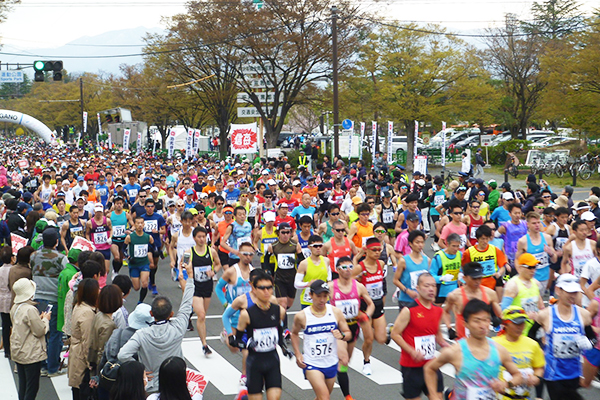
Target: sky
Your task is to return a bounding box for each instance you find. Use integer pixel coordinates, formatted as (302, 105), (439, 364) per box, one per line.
(0, 0), (597, 59)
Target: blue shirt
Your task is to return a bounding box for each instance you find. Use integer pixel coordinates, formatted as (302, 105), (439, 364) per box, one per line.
(123, 183), (141, 203)
(96, 184), (110, 206)
(491, 206), (510, 225)
(224, 188), (241, 205)
(141, 212), (166, 246)
(290, 205), (316, 226)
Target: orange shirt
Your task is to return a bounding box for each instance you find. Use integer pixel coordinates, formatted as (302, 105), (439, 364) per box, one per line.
(303, 186), (319, 198)
(203, 184), (216, 194)
(217, 220), (233, 253)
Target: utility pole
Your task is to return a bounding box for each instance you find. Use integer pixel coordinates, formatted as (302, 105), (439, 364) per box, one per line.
(331, 6), (339, 157)
(79, 78), (84, 139)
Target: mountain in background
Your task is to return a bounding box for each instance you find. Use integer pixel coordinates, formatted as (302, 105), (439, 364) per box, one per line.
(3, 26), (164, 77)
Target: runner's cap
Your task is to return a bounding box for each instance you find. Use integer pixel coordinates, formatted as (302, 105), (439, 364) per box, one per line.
(310, 279), (330, 294)
(555, 274), (583, 293)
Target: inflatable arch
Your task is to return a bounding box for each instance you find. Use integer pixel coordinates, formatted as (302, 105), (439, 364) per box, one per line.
(0, 110), (54, 143)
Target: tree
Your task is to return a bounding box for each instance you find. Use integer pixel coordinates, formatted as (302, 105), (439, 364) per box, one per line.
(486, 14), (547, 139)
(521, 0), (585, 40)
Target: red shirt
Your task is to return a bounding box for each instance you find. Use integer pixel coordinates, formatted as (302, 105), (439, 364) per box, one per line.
(278, 197), (299, 212)
(275, 215), (296, 231)
(178, 189), (198, 201)
(84, 172), (100, 182)
(399, 299), (443, 367)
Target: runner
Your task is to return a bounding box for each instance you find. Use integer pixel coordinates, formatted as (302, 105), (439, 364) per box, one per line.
(124, 216), (154, 303)
(581, 295), (600, 388)
(329, 256), (375, 400)
(561, 220), (596, 280)
(395, 193), (422, 233)
(109, 195), (129, 275)
(348, 203), (374, 248)
(140, 197), (166, 296)
(216, 204), (235, 270)
(393, 230), (430, 309)
(545, 206), (571, 285)
(322, 220), (358, 281)
(297, 216), (314, 260)
(438, 201), (468, 251)
(463, 200), (484, 247)
(169, 211), (196, 289)
(498, 203), (528, 277)
(295, 235), (331, 309)
(316, 204), (343, 242)
(221, 206), (253, 267)
(462, 225), (508, 290)
(216, 241), (254, 310)
(391, 272), (449, 400)
(291, 280), (351, 400)
(429, 233), (462, 306)
(183, 226), (222, 356)
(424, 298), (523, 400)
(86, 203), (112, 277)
(255, 211), (278, 275)
(59, 205), (85, 251)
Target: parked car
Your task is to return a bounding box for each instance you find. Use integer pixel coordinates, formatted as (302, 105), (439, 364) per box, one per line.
(455, 135), (483, 149)
(530, 136), (576, 148)
(429, 128), (480, 147)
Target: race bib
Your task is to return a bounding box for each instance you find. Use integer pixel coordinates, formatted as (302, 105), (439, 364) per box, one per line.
(434, 195), (445, 206)
(480, 259), (496, 276)
(113, 225), (126, 237)
(414, 335), (436, 360)
(129, 189), (138, 198)
(336, 299), (359, 320)
(253, 327), (278, 352)
(301, 248), (312, 259)
(249, 204), (257, 217)
(366, 281), (383, 300)
(466, 386), (496, 400)
(470, 226), (478, 239)
(309, 339), (334, 358)
(502, 368), (533, 397)
(459, 234), (468, 249)
(552, 333), (580, 359)
(134, 244), (148, 258)
(531, 251), (549, 269)
(382, 211), (394, 224)
(555, 237), (568, 251)
(237, 236), (251, 247)
(194, 265), (211, 282)
(227, 199), (237, 205)
(71, 226), (83, 234)
(521, 297), (538, 314)
(93, 231), (108, 244)
(302, 289), (313, 304)
(277, 254), (295, 270)
(144, 220), (158, 233)
(410, 269), (427, 289)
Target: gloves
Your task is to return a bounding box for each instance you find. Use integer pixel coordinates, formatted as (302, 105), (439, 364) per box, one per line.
(246, 337), (258, 351)
(577, 335), (593, 351)
(280, 342), (294, 359)
(448, 328), (457, 340)
(441, 274), (454, 282)
(492, 315), (502, 328)
(229, 335), (245, 349)
(457, 272), (464, 281)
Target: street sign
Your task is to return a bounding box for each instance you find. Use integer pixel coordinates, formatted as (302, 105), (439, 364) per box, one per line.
(481, 135), (493, 147)
(237, 92), (280, 103)
(240, 64), (275, 75)
(0, 70), (24, 83)
(248, 78), (274, 89)
(342, 119), (353, 130)
(237, 106), (282, 118)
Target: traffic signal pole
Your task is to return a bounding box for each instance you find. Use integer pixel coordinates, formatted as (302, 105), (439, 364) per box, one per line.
(80, 78), (85, 139)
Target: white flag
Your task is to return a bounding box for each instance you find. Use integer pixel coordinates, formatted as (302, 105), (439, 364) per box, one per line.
(137, 132), (142, 154)
(359, 122), (365, 159)
(123, 129), (131, 153)
(441, 121), (446, 167)
(194, 129), (201, 154)
(168, 129), (176, 159)
(387, 121), (393, 164)
(186, 128), (193, 159)
(371, 121), (377, 156)
(83, 112), (88, 133)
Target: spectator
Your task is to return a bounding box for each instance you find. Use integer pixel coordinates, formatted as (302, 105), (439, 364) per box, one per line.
(118, 262), (194, 393)
(10, 278), (50, 400)
(474, 148), (485, 177)
(57, 248), (82, 333)
(109, 360), (147, 400)
(146, 356), (193, 400)
(0, 246), (13, 358)
(8, 246), (34, 307)
(111, 275), (133, 329)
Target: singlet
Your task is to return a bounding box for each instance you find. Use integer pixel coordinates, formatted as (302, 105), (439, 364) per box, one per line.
(400, 209), (422, 230)
(330, 189), (345, 206)
(66, 219), (85, 249)
(398, 254), (430, 303)
(452, 338), (501, 400)
(302, 304), (339, 368)
(298, 232), (312, 259)
(202, 218), (212, 245)
(246, 303), (280, 354)
(430, 188), (446, 217)
(246, 291), (255, 309)
(571, 239), (594, 278)
(502, 220), (528, 263)
(328, 237), (352, 273)
(273, 240), (298, 283)
(301, 256), (330, 306)
(436, 250), (462, 285)
(128, 231), (150, 267)
(191, 245), (214, 283)
(467, 214), (484, 247)
(110, 210), (128, 243)
(330, 279), (360, 323)
(368, 209), (379, 225)
(40, 185), (53, 204)
(226, 263), (253, 304)
(544, 305), (585, 381)
(227, 221), (253, 261)
(322, 221), (334, 243)
(217, 220), (233, 253)
(90, 216), (111, 250)
(510, 276), (540, 336)
(358, 260), (385, 302)
(526, 234), (550, 282)
(380, 203), (396, 230)
(400, 299), (444, 368)
(247, 199), (258, 218)
(467, 245), (499, 278)
(592, 297), (600, 351)
(168, 212), (182, 236)
(551, 222), (570, 256)
(260, 227), (278, 264)
(176, 229), (196, 263)
(352, 221), (374, 248)
(455, 286), (489, 339)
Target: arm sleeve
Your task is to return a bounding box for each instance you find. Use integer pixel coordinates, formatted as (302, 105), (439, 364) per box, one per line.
(429, 255), (442, 284)
(222, 305), (237, 335)
(501, 296), (514, 310)
(215, 278), (228, 306)
(294, 273), (309, 289)
(173, 276), (194, 332)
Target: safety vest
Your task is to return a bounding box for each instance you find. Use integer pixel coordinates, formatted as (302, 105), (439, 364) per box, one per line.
(260, 226), (278, 264)
(437, 250), (462, 284)
(468, 244), (498, 277)
(298, 155), (308, 167)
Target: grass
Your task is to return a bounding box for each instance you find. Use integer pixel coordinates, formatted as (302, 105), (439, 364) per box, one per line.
(485, 165), (600, 188)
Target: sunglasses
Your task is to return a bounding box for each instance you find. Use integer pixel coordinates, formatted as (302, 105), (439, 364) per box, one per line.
(334, 229), (346, 233)
(216, 202), (224, 205)
(310, 244), (323, 248)
(360, 213), (370, 216)
(337, 264), (353, 270)
(453, 212), (463, 215)
(367, 202), (375, 205)
(279, 231), (291, 234)
(374, 230), (386, 234)
(369, 248), (383, 252)
(523, 265), (538, 270)
(265, 196), (272, 199)
(224, 211), (233, 215)
(330, 212), (340, 216)
(240, 251), (255, 256)
(286, 192), (292, 195)
(256, 285), (273, 291)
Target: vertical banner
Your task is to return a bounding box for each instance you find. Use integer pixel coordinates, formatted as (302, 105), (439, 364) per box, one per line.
(414, 120), (419, 163)
(76, 131), (81, 149)
(359, 122), (365, 159)
(387, 121), (393, 164)
(97, 113), (102, 148)
(107, 130), (112, 150)
(347, 122), (353, 161)
(137, 131), (142, 154)
(186, 128), (194, 159)
(83, 111), (88, 133)
(151, 128), (157, 155)
(371, 121), (377, 156)
(168, 129), (176, 159)
(441, 121), (447, 168)
(123, 129), (131, 153)
(194, 129), (201, 154)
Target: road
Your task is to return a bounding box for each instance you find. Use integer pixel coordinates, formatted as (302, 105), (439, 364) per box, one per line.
(5, 234), (599, 400)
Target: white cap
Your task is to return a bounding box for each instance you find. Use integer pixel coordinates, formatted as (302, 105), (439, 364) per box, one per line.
(208, 175), (215, 181)
(94, 203), (104, 212)
(581, 211), (597, 221)
(502, 192), (514, 200)
(556, 274), (583, 293)
(267, 179), (277, 186)
(415, 179), (425, 186)
(199, 192), (208, 199)
(264, 211), (276, 222)
(149, 187), (159, 193)
(293, 180), (301, 186)
(261, 169), (270, 175)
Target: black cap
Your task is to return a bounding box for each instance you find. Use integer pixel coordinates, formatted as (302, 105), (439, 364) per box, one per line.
(277, 222), (292, 231)
(433, 177), (443, 185)
(464, 264), (484, 278)
(310, 279), (330, 294)
(413, 171), (422, 176)
(406, 212), (419, 222)
(500, 182), (511, 190)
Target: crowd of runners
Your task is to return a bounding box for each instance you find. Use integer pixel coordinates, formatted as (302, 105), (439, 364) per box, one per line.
(0, 138), (599, 400)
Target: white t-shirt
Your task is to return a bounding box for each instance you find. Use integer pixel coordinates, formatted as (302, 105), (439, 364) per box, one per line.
(581, 257), (600, 307)
(340, 198), (354, 216)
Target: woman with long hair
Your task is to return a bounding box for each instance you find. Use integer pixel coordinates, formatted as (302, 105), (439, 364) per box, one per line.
(109, 360), (146, 400)
(147, 356), (192, 400)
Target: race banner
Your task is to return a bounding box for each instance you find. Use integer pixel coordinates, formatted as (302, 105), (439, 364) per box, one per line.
(186, 368), (209, 397)
(359, 122), (365, 159)
(371, 121), (377, 155)
(10, 234), (27, 255)
(441, 121), (446, 167)
(347, 121), (353, 160)
(168, 129), (176, 159)
(387, 121), (393, 164)
(194, 129), (201, 154)
(151, 127), (158, 155)
(137, 131), (142, 154)
(17, 159), (29, 169)
(123, 129), (131, 153)
(230, 123), (258, 154)
(186, 128), (194, 159)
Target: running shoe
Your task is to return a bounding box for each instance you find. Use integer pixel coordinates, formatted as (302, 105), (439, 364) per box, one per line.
(203, 345), (212, 356)
(431, 242), (440, 252)
(362, 361), (372, 376)
(235, 386), (248, 400)
(345, 396), (356, 400)
(386, 323), (393, 345)
(150, 284), (159, 296)
(283, 329), (291, 342)
(239, 374), (247, 386)
(392, 288), (399, 304)
(187, 319), (194, 332)
(220, 329), (228, 345)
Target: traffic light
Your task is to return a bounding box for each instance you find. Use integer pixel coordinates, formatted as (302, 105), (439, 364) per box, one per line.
(105, 115), (113, 124)
(33, 60), (63, 82)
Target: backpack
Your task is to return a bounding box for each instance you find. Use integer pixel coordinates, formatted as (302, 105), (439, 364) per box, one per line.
(99, 328), (134, 390)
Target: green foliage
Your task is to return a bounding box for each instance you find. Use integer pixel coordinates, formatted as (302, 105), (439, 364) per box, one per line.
(488, 140), (531, 165)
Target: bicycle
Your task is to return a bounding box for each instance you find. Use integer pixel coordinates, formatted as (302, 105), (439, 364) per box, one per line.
(505, 152), (520, 178)
(578, 153), (593, 180)
(530, 154), (545, 176)
(444, 169), (460, 187)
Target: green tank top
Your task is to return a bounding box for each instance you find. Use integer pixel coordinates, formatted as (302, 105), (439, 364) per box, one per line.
(300, 256), (329, 306)
(128, 231), (150, 267)
(322, 221), (334, 242)
(510, 276), (540, 335)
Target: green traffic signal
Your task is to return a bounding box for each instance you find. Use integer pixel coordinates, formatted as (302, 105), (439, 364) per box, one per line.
(33, 60), (45, 71)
